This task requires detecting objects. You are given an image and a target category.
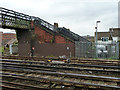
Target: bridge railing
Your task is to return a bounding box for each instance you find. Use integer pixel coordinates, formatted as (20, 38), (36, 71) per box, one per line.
(32, 16), (55, 31)
(0, 7), (59, 32)
(0, 7), (31, 29)
(0, 7), (56, 31)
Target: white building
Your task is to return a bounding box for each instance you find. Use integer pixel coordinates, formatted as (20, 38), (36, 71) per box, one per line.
(94, 28), (120, 59)
(95, 28), (120, 44)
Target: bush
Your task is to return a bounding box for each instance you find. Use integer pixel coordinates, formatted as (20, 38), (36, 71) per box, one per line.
(0, 46), (4, 53)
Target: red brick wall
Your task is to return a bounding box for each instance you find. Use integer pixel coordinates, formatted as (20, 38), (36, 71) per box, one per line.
(2, 33), (16, 40)
(34, 43), (75, 57)
(55, 35), (72, 43)
(18, 22), (74, 57)
(0, 32), (2, 45)
(34, 25), (72, 44)
(34, 26), (53, 43)
(0, 32), (16, 45)
(18, 23), (75, 57)
(31, 25), (75, 57)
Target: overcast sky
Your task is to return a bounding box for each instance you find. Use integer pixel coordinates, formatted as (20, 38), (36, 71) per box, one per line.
(0, 0), (119, 36)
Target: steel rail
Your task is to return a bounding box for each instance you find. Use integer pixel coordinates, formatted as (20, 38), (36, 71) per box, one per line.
(2, 64), (120, 83)
(1, 56), (119, 63)
(0, 76), (99, 89)
(2, 63), (120, 74)
(1, 59), (120, 69)
(1, 80), (48, 90)
(1, 72), (120, 89)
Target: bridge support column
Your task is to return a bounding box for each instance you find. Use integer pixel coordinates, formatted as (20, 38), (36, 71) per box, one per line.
(16, 29), (35, 56)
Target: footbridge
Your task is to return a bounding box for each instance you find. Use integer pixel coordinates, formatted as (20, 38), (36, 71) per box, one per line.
(0, 7), (54, 31)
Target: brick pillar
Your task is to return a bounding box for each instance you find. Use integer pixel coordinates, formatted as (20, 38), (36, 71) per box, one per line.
(16, 29), (32, 56)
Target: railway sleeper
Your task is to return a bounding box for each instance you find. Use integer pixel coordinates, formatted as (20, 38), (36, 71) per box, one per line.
(1, 59), (120, 69)
(1, 72), (120, 89)
(2, 67), (120, 84)
(1, 62), (120, 73)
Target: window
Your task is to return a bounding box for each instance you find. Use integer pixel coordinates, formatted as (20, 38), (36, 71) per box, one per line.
(101, 37), (109, 41)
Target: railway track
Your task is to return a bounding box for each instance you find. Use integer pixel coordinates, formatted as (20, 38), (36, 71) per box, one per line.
(1, 59), (120, 69)
(1, 56), (120, 65)
(1, 59), (120, 77)
(1, 63), (120, 78)
(1, 71), (120, 89)
(1, 58), (120, 89)
(2, 66), (120, 83)
(1, 80), (47, 90)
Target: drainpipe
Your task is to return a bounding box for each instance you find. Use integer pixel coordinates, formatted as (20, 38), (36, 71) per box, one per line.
(9, 44), (13, 55)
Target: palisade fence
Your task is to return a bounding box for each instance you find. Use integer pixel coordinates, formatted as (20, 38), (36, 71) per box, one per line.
(75, 41), (119, 59)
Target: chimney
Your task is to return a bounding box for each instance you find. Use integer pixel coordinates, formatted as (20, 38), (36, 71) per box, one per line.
(54, 23), (58, 28)
(54, 23), (58, 32)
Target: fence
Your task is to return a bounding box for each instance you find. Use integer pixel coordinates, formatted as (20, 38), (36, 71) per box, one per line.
(75, 41), (119, 59)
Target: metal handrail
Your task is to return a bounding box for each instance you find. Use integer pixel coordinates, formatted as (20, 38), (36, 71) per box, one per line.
(32, 16), (54, 31)
(0, 7), (31, 20)
(0, 7), (55, 31)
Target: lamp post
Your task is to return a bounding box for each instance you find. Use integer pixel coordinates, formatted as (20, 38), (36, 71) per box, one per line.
(95, 21), (101, 58)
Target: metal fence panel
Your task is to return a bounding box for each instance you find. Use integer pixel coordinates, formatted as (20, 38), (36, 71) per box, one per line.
(75, 41), (119, 59)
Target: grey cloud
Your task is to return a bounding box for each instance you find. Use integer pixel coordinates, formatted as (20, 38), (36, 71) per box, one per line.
(0, 0), (118, 35)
